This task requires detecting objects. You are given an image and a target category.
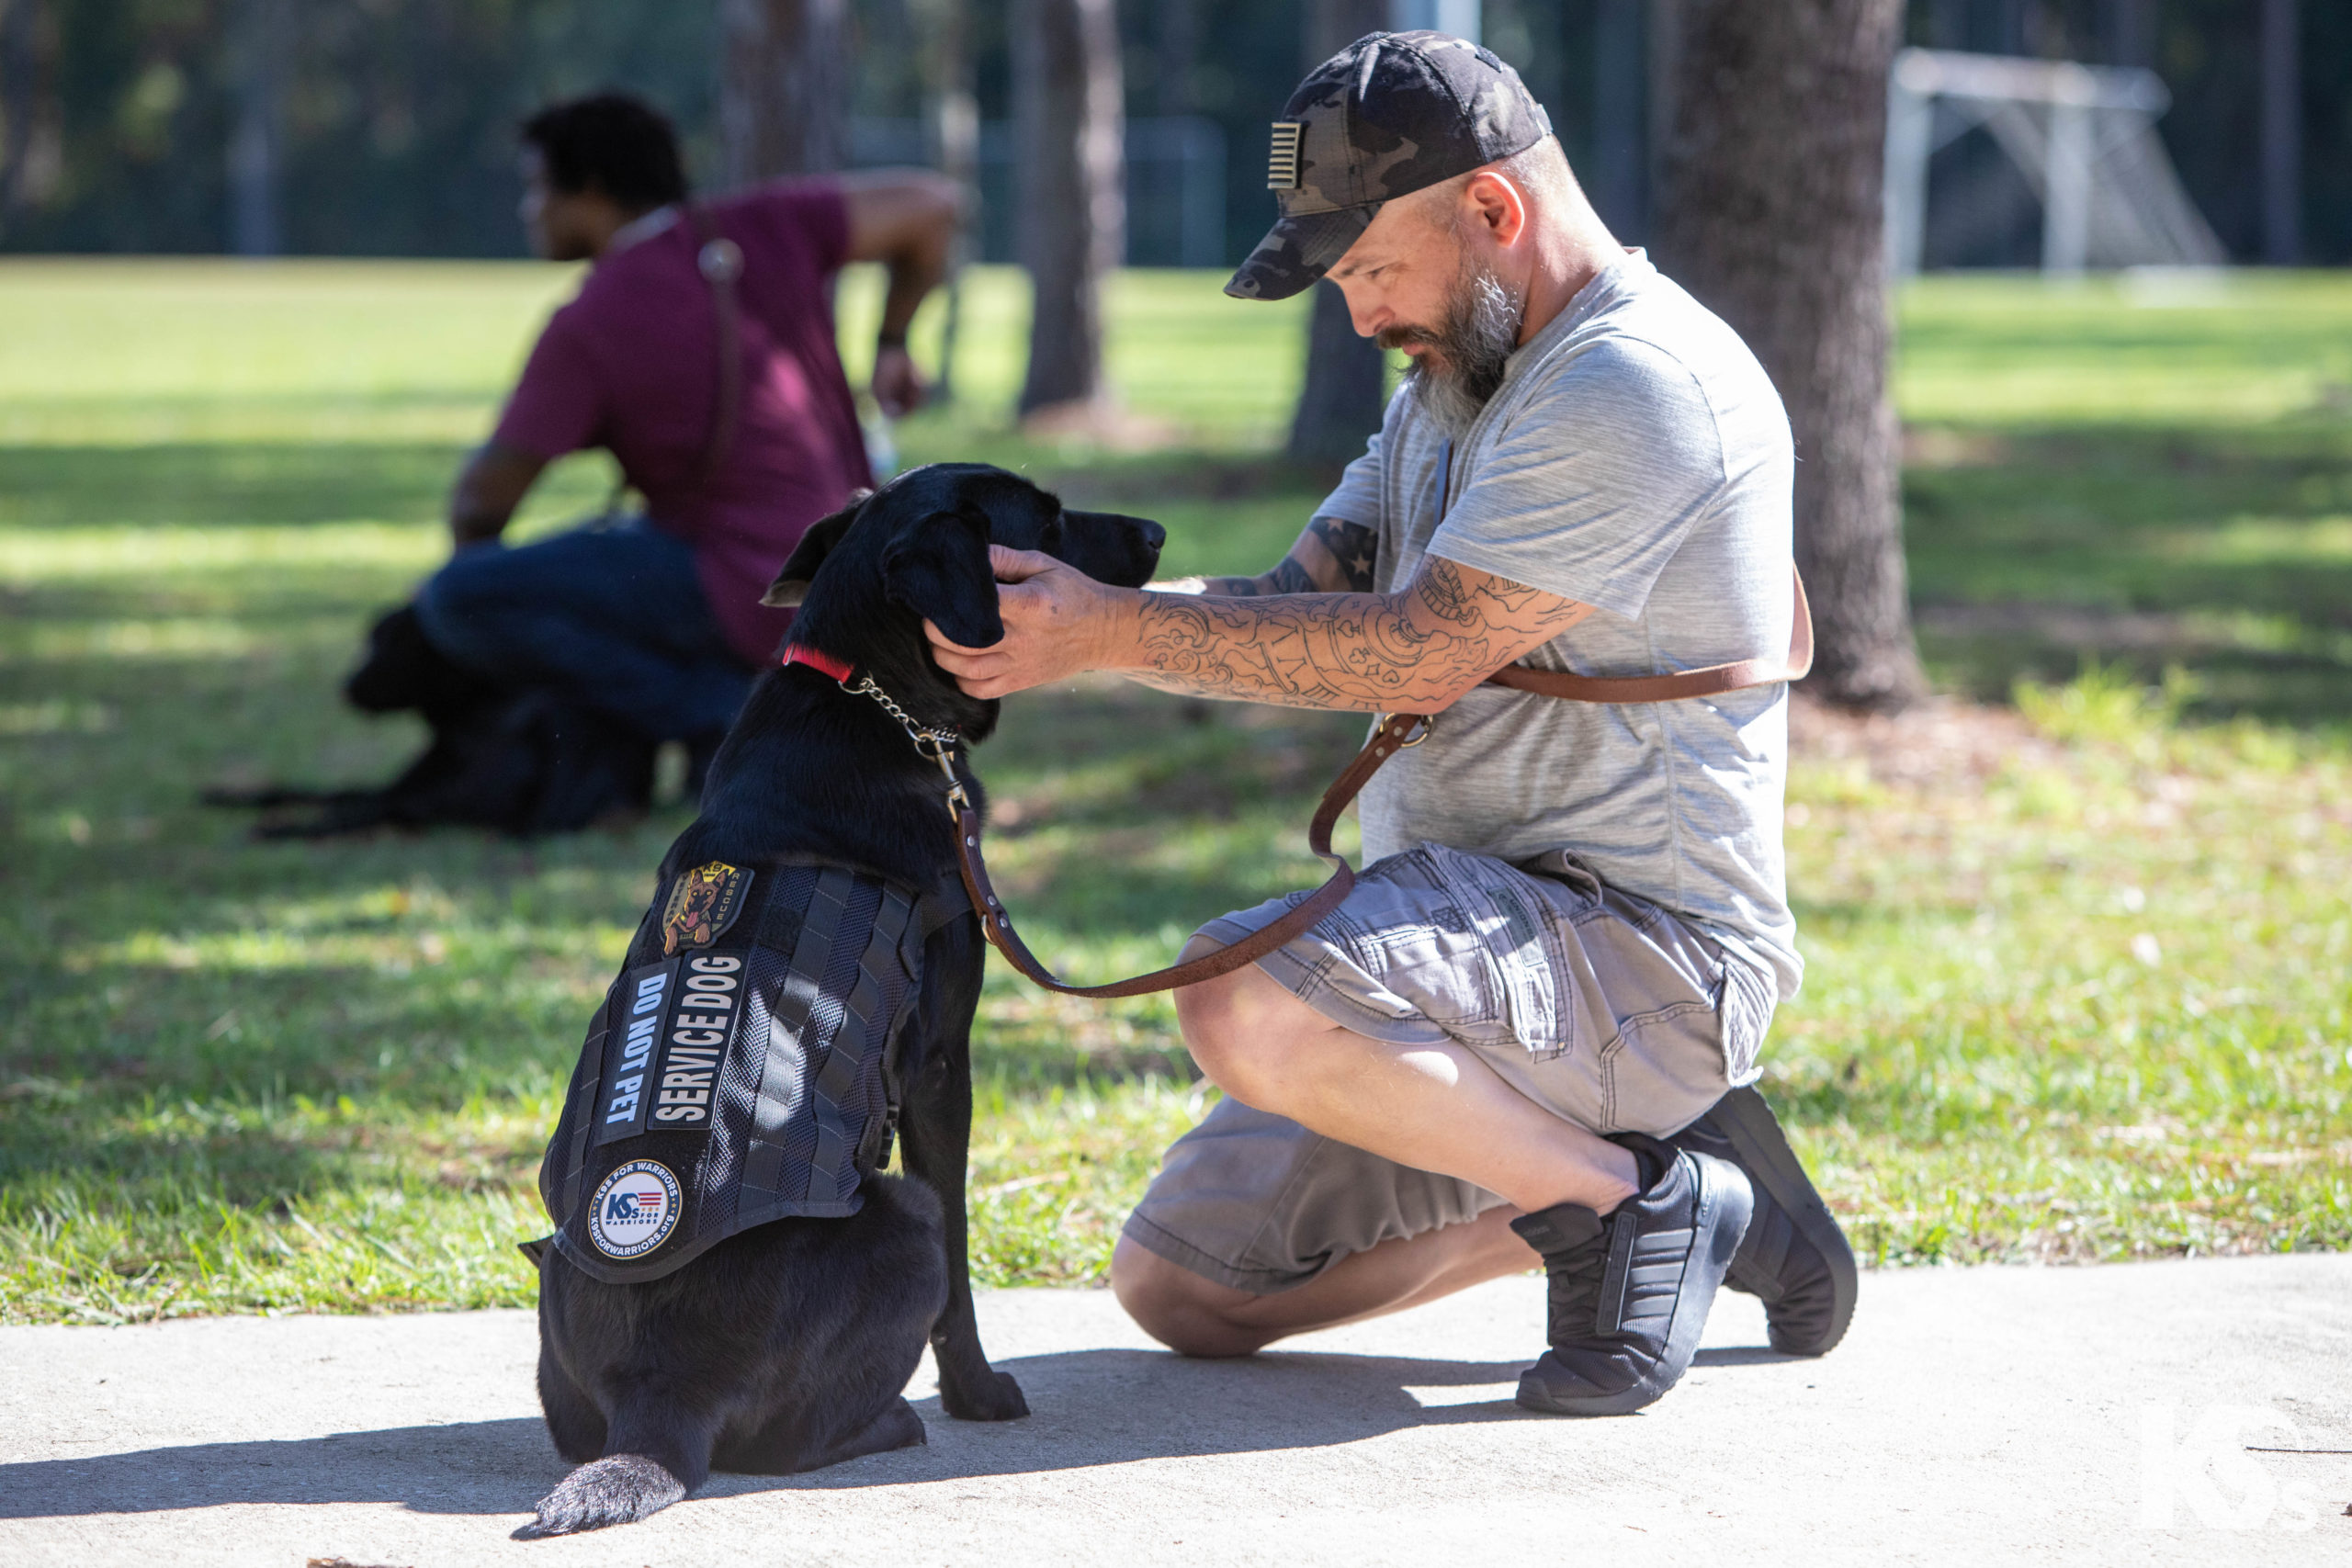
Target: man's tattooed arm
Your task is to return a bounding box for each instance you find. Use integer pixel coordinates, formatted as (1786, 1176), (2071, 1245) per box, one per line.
(1305, 515), (1378, 591)
(1170, 558), (1320, 597)
(1151, 515), (1378, 598)
(1124, 555), (1595, 711)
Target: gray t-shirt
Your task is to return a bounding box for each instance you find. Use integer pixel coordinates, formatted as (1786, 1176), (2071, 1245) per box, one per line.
(1319, 252), (1803, 998)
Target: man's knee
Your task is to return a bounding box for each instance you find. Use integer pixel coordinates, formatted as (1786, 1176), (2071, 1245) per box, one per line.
(413, 547), (517, 659)
(1170, 936), (1238, 1052)
(1109, 1235), (1273, 1359)
(1170, 940), (1297, 1105)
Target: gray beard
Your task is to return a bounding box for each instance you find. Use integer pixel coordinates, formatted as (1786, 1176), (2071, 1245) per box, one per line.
(1403, 260), (1524, 442)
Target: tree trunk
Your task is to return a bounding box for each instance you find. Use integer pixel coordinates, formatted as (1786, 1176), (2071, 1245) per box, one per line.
(914, 0), (978, 402)
(1654, 0), (1927, 711)
(1158, 0), (1198, 114)
(1587, 0), (1646, 238)
(2100, 0), (2159, 67)
(1013, 0), (1123, 415)
(0, 0), (38, 219)
(1285, 0), (1389, 467)
(719, 0), (849, 185)
(0, 0), (57, 223)
(1289, 282), (1387, 465)
(2261, 0), (2302, 265)
(226, 0), (289, 255)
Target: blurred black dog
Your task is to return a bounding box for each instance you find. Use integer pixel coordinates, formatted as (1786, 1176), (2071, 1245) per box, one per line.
(517, 464), (1163, 1538)
(202, 604), (656, 838)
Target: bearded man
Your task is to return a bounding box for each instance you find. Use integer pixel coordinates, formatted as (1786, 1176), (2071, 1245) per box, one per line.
(928, 31), (1856, 1415)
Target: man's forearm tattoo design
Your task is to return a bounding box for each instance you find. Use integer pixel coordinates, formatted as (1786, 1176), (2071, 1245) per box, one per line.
(1128, 557), (1578, 710)
(1193, 557), (1319, 597)
(1306, 515), (1379, 592)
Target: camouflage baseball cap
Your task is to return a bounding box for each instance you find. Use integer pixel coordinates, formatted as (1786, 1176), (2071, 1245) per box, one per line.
(1225, 30), (1554, 302)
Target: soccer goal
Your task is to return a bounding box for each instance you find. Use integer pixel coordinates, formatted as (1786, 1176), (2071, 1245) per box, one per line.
(1884, 47), (2227, 276)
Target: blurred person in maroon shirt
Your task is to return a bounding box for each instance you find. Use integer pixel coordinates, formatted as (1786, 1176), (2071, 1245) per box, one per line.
(414, 93), (958, 779)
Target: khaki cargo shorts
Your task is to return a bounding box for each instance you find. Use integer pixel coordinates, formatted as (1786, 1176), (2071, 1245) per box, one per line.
(1122, 842), (1775, 1296)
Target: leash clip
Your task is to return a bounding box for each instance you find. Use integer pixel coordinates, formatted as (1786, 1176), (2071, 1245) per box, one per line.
(922, 736), (971, 819)
(1373, 713), (1432, 749)
(909, 725), (969, 819)
(842, 671), (969, 821)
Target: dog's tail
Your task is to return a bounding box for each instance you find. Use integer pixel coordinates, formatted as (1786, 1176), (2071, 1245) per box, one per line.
(513, 1391), (714, 1540)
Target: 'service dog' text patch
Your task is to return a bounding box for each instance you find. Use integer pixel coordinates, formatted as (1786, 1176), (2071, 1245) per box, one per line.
(654, 952), (744, 1126)
(591, 953), (745, 1144)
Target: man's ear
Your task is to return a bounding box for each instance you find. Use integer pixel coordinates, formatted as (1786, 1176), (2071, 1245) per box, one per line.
(882, 503), (1002, 649)
(761, 490), (873, 607)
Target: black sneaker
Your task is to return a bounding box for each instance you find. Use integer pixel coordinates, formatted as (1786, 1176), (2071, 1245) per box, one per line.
(1509, 1134), (1752, 1416)
(1670, 1086), (1858, 1357)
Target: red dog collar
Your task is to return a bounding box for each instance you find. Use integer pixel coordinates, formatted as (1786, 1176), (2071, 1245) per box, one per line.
(779, 644), (855, 684)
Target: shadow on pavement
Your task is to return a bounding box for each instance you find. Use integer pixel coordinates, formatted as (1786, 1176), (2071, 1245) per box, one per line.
(750, 1347), (1557, 1498)
(0, 1347), (1578, 1521)
(1690, 1346), (1807, 1368)
(0, 1416), (561, 1521)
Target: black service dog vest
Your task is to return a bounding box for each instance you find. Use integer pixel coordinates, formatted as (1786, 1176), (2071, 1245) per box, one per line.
(539, 857), (958, 1284)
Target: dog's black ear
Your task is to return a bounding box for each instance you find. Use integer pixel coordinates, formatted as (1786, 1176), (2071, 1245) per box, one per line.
(762, 490), (873, 607)
(882, 503), (1002, 648)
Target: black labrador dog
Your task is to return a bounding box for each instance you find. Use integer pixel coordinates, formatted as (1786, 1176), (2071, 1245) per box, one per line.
(204, 604), (658, 837)
(520, 463), (1163, 1538)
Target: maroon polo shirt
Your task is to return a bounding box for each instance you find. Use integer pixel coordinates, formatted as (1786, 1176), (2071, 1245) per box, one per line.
(492, 181), (873, 665)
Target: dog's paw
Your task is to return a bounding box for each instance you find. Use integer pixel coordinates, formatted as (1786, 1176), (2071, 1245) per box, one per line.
(941, 1369), (1029, 1422)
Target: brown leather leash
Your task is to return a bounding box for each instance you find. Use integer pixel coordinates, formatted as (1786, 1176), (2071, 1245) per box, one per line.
(782, 568), (1812, 1000)
(948, 707), (1432, 998)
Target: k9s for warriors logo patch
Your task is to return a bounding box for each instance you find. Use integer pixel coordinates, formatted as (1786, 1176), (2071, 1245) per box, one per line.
(588, 1159), (683, 1258)
(662, 862), (752, 955)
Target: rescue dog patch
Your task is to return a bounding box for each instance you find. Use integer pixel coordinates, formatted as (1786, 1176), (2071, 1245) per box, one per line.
(588, 1159), (683, 1259)
(662, 862), (752, 954)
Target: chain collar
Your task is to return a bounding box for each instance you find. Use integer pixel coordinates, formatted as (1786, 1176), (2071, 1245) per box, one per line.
(844, 675), (971, 818)
(782, 643), (972, 818)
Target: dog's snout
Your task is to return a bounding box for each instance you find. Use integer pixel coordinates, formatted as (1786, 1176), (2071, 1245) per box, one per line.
(1137, 519), (1167, 552)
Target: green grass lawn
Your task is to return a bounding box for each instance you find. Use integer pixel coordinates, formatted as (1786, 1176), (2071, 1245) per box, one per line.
(1, 260), (2346, 1323)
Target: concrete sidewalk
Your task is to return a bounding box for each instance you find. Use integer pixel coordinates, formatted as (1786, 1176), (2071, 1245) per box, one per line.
(1, 1257), (2346, 1567)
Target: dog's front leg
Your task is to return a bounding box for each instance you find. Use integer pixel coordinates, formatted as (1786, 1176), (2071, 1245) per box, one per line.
(899, 982), (1029, 1422)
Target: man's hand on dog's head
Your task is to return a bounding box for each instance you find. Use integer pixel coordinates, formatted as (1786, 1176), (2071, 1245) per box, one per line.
(924, 545), (1135, 698)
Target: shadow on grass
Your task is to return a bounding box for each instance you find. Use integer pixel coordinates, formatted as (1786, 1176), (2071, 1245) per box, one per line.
(0, 951), (563, 1224)
(1904, 423), (2352, 722)
(0, 444), (470, 529)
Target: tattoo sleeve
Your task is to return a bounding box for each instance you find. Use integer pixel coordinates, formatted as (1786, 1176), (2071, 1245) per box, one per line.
(1166, 555), (1320, 598)
(1125, 556), (1591, 710)
(1306, 516), (1379, 592)
(1155, 515), (1375, 600)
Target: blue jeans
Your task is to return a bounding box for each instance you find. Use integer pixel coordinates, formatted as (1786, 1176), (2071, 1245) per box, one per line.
(413, 518), (752, 742)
